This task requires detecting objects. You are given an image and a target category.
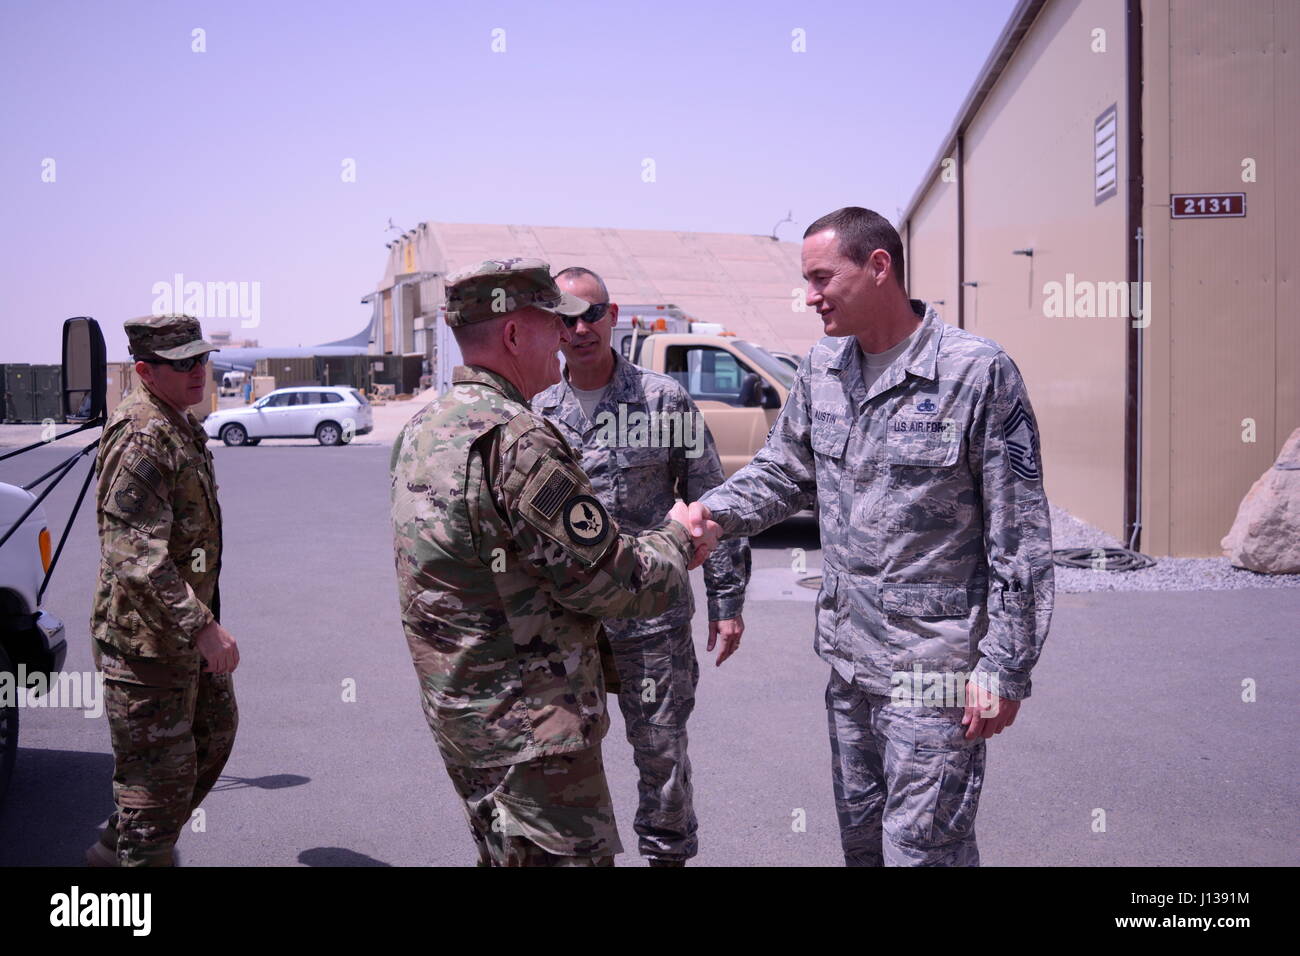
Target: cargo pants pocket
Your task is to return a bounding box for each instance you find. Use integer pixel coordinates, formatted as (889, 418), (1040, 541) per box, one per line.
(615, 626), (697, 729)
(883, 712), (985, 851)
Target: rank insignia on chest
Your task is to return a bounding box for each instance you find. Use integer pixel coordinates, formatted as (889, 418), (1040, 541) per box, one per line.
(562, 494), (610, 546)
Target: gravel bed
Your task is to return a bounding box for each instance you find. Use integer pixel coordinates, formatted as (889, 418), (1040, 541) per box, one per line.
(1049, 504), (1300, 592)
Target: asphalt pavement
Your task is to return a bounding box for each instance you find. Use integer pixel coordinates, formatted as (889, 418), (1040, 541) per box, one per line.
(1, 441), (1295, 866)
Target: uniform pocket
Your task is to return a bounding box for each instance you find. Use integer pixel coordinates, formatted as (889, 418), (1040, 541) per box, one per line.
(815, 567), (843, 651)
(494, 747), (621, 859)
(885, 420), (961, 466)
(616, 446), (669, 527)
(881, 584), (969, 618)
(888, 713), (984, 846)
(811, 421), (850, 459)
(618, 631), (697, 728)
(878, 585), (974, 680)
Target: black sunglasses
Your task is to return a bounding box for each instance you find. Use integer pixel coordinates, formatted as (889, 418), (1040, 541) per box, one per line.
(560, 301), (610, 329)
(146, 352), (210, 373)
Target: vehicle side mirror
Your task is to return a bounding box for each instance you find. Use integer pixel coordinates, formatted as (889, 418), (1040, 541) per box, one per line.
(739, 372), (762, 407)
(761, 383), (782, 410)
(62, 316), (107, 421)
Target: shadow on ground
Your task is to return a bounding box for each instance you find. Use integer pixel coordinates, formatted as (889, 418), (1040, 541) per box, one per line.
(298, 847), (391, 867)
(0, 747), (115, 865)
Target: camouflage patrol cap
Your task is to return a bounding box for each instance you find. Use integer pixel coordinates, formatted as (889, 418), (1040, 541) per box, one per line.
(125, 314), (219, 361)
(443, 258), (589, 327)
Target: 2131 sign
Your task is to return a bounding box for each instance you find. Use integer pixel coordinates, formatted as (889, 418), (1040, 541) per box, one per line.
(1170, 193), (1246, 218)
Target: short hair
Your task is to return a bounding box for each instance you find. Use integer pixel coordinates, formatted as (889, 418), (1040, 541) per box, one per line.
(554, 266), (609, 303)
(450, 314), (505, 354)
(803, 207), (906, 291)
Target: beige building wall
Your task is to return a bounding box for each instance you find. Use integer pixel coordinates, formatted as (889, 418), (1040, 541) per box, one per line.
(905, 177), (959, 326)
(1140, 0), (1299, 555)
(959, 0), (1129, 541)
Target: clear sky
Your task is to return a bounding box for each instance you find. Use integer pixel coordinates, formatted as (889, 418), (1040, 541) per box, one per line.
(0, 0), (1018, 362)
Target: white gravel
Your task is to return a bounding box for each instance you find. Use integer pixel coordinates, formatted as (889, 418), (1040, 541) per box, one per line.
(1049, 504), (1300, 592)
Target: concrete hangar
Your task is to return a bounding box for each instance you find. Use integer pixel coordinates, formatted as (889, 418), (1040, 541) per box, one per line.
(901, 0), (1297, 557)
(361, 221), (813, 362)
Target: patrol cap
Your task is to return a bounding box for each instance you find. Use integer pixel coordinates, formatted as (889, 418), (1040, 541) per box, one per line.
(125, 314), (220, 361)
(443, 258), (589, 328)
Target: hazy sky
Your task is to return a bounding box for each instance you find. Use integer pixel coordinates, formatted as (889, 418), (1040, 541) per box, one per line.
(1, 0), (1017, 362)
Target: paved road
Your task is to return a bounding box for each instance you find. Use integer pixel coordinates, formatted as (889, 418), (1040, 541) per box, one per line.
(2, 443), (1296, 866)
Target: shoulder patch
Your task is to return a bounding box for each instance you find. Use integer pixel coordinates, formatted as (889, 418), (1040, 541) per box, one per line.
(128, 456), (165, 495)
(526, 461), (577, 521)
(1003, 398), (1040, 481)
(103, 466), (167, 532)
(114, 480), (150, 516)
(562, 494), (610, 547)
(514, 456), (616, 566)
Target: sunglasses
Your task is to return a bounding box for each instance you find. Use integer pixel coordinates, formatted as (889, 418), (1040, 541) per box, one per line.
(559, 301), (610, 329)
(146, 352), (210, 372)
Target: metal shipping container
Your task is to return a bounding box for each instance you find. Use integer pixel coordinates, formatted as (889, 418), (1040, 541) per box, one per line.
(3, 364), (33, 423)
(370, 353), (425, 395)
(318, 354), (370, 390)
(31, 365), (63, 423)
(399, 353), (423, 394)
(255, 356), (320, 390)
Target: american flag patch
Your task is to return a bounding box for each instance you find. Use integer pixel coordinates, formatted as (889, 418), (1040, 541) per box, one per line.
(528, 467), (575, 520)
(129, 457), (164, 493)
(1003, 399), (1040, 481)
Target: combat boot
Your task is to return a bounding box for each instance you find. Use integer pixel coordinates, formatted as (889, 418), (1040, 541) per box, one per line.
(85, 818), (180, 866)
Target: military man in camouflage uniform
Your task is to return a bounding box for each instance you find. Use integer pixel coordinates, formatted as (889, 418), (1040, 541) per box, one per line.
(391, 259), (721, 867)
(689, 208), (1054, 866)
(534, 266), (750, 866)
(87, 314), (239, 867)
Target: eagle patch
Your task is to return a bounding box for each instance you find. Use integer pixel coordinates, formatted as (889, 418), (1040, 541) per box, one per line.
(1003, 399), (1040, 481)
(114, 481), (148, 515)
(562, 495), (609, 547)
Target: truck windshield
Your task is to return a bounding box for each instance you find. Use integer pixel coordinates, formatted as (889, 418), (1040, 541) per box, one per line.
(733, 341), (796, 390)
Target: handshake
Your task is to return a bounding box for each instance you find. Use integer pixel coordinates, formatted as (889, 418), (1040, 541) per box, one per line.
(666, 500), (722, 570)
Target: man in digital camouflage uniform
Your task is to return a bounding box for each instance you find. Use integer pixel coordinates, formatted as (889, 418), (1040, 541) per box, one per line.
(87, 314), (240, 867)
(534, 266), (750, 866)
(689, 208), (1055, 866)
(390, 259), (721, 867)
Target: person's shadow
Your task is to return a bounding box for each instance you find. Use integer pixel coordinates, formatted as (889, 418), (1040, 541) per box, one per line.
(0, 758), (314, 865)
(209, 772), (309, 792)
(298, 847), (391, 867)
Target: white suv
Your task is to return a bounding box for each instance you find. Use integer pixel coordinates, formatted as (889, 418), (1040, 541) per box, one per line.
(204, 387), (374, 446)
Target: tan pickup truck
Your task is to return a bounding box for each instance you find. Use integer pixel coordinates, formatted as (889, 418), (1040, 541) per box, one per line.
(436, 304), (799, 478)
(618, 327), (796, 477)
